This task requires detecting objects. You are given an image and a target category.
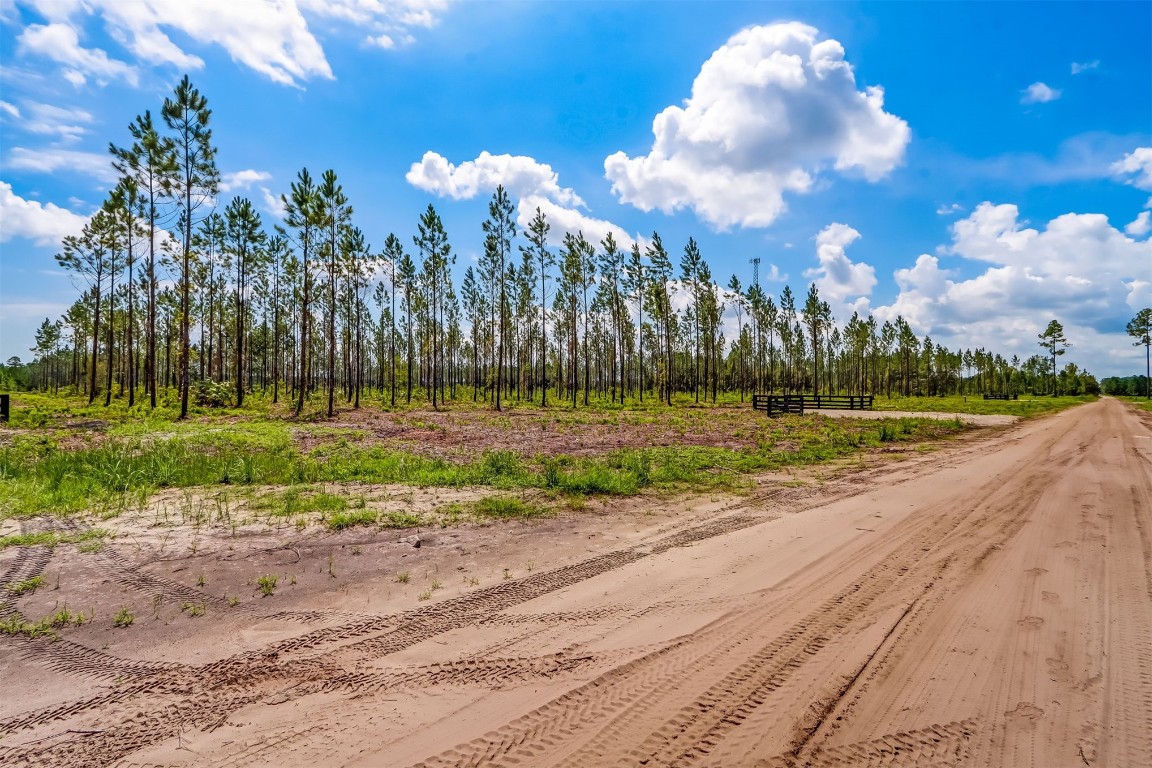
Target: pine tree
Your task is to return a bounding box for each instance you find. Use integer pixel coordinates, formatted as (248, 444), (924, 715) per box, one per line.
(162, 75), (219, 419)
(224, 197), (266, 407)
(110, 110), (177, 408)
(1038, 319), (1070, 395)
(521, 208), (552, 405)
(281, 168), (323, 416)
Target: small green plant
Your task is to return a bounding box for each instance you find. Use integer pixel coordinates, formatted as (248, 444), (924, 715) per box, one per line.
(351, 545), (363, 556)
(226, 596), (240, 607)
(502, 568), (511, 580)
(180, 601), (206, 617)
(418, 589), (432, 601)
(4, 576), (44, 596)
(474, 495), (542, 519)
(327, 552), (336, 578)
(257, 574), (278, 597)
(325, 509), (376, 530)
(197, 574), (206, 587)
(0, 614), (58, 640)
(465, 575), (479, 586)
(48, 606), (84, 627)
(113, 607), (134, 627)
(430, 579), (441, 591)
(395, 571), (410, 584)
(380, 510), (422, 528)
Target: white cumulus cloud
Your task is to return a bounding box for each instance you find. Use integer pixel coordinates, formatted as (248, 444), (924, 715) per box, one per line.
(873, 202), (1152, 375)
(219, 169), (273, 193)
(407, 151), (584, 208)
(406, 150), (635, 248)
(603, 22), (910, 230)
(0, 180), (89, 246)
(1112, 147), (1152, 191)
(804, 223), (876, 305)
(1071, 60), (1099, 74)
(1126, 210), (1151, 238)
(1021, 81), (1061, 104)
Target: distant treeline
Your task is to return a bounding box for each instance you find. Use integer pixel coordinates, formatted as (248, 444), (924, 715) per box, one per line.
(16, 77), (1100, 414)
(1101, 375), (1150, 397)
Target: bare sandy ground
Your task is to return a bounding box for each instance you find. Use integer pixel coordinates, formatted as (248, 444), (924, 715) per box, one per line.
(820, 408), (1019, 426)
(1, 397), (1149, 767)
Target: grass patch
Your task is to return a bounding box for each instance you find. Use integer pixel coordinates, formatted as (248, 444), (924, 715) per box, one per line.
(0, 392), (977, 520)
(1119, 396), (1152, 412)
(4, 575), (44, 595)
(474, 495), (545, 519)
(0, 614), (59, 640)
(0, 529), (108, 551)
(381, 510), (423, 528)
(257, 574), (278, 597)
(325, 509), (377, 530)
(874, 394), (1094, 417)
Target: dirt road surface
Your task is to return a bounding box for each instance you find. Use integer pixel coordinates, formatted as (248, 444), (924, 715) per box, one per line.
(1, 397), (1149, 767)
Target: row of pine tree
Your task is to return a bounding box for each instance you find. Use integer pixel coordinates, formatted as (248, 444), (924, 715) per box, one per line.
(25, 78), (1098, 415)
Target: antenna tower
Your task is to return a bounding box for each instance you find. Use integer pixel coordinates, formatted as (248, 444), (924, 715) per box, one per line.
(750, 257), (761, 287)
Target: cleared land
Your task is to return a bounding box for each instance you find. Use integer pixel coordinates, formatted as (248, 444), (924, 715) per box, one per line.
(0, 397), (1148, 767)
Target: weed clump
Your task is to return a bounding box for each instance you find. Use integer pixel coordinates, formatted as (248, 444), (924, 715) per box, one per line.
(4, 576), (44, 596)
(325, 509), (376, 530)
(257, 574), (278, 597)
(474, 496), (543, 519)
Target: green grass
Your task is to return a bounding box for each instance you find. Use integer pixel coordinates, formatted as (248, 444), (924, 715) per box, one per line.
(113, 606), (134, 627)
(0, 614), (60, 640)
(257, 574), (278, 597)
(474, 495), (545, 519)
(0, 529), (108, 550)
(1, 391), (976, 521)
(325, 509), (377, 530)
(4, 575), (44, 595)
(874, 394), (1094, 417)
(380, 510), (423, 528)
(1118, 395), (1152, 412)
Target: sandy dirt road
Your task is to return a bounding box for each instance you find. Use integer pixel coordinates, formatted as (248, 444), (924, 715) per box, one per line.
(1, 397), (1149, 767)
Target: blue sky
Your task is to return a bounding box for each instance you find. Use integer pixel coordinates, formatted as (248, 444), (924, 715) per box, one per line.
(1, 0), (1149, 377)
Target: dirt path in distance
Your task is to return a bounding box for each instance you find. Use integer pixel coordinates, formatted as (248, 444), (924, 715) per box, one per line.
(1, 397), (1148, 767)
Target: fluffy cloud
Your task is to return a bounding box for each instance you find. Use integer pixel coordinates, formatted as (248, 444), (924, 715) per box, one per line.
(1071, 60), (1099, 75)
(804, 223), (876, 305)
(407, 152), (584, 208)
(1112, 147), (1152, 191)
(14, 0), (450, 87)
(1126, 211), (1151, 237)
(603, 22), (910, 230)
(17, 22), (139, 87)
(873, 202), (1152, 375)
(518, 194), (635, 251)
(1021, 82), (1061, 104)
(406, 150), (635, 248)
(0, 181), (88, 246)
(219, 169), (273, 193)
